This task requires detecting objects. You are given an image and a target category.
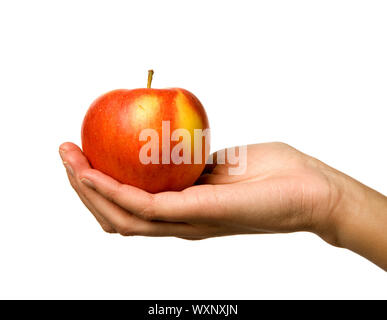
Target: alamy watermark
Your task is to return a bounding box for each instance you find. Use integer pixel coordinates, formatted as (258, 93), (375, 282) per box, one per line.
(138, 121), (247, 175)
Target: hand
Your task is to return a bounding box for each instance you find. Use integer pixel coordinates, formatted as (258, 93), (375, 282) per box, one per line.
(59, 141), (387, 269)
(59, 142), (340, 239)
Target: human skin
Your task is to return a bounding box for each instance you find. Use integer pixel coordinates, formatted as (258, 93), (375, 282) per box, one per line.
(59, 142), (387, 270)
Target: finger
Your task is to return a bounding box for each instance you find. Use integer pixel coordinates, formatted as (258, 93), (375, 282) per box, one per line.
(61, 147), (203, 236)
(137, 220), (202, 238)
(60, 142), (116, 232)
(62, 147), (131, 229)
(195, 152), (220, 185)
(59, 143), (219, 237)
(72, 178), (201, 237)
(80, 168), (228, 223)
(202, 151), (219, 174)
(80, 169), (155, 219)
(60, 143), (91, 172)
(195, 170), (245, 185)
(59, 142), (82, 155)
(65, 169), (116, 233)
(195, 149), (232, 185)
(177, 236), (207, 241)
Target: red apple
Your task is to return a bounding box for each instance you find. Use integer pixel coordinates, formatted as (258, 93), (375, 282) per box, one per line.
(81, 71), (210, 193)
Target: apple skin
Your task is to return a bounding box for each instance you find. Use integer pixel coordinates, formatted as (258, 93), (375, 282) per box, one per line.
(81, 88), (210, 193)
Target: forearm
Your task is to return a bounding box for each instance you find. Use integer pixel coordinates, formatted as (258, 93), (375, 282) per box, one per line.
(332, 175), (387, 270)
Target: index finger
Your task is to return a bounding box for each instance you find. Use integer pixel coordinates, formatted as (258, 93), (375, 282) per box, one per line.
(79, 169), (226, 223)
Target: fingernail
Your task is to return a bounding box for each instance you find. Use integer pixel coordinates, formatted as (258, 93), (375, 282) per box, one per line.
(81, 178), (96, 190)
(63, 161), (74, 176)
(59, 148), (66, 159)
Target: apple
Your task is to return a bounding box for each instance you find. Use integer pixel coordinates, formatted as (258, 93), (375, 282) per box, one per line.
(81, 70), (210, 193)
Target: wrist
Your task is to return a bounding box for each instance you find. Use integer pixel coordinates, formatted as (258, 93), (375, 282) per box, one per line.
(318, 172), (387, 270)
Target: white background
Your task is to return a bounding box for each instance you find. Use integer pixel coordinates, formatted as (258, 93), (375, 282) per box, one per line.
(0, 0), (386, 299)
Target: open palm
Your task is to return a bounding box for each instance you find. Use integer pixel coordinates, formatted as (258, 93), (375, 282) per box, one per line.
(59, 142), (340, 240)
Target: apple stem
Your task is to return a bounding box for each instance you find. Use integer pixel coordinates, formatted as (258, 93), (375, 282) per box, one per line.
(147, 70), (154, 88)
